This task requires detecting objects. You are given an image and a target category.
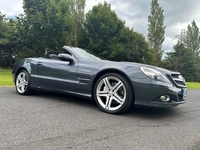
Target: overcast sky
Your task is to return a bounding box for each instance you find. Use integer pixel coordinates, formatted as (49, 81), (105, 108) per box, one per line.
(0, 0), (200, 51)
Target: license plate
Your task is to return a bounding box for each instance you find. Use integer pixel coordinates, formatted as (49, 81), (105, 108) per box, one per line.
(181, 88), (187, 97)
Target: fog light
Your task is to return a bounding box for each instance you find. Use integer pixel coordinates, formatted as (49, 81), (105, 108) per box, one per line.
(160, 95), (170, 102)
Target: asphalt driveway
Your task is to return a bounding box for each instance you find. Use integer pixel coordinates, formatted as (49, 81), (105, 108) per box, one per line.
(0, 87), (200, 150)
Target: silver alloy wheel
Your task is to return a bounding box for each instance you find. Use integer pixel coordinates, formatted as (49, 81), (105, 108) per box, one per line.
(16, 72), (28, 94)
(96, 76), (126, 111)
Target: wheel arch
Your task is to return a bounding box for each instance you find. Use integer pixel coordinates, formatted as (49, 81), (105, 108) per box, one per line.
(14, 67), (29, 84)
(92, 69), (135, 102)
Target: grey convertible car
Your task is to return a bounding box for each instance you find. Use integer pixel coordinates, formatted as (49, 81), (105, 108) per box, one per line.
(12, 46), (187, 114)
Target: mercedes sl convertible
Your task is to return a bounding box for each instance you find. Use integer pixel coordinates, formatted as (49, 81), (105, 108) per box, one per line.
(12, 46), (187, 114)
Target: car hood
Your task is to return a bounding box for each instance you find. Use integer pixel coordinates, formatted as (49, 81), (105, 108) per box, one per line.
(119, 61), (179, 75)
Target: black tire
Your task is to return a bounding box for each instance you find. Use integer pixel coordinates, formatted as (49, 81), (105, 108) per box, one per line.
(15, 70), (33, 95)
(94, 73), (134, 114)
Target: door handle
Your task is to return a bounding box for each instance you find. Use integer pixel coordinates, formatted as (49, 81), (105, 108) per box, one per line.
(37, 62), (43, 66)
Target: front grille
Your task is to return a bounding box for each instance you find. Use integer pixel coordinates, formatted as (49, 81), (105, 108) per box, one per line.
(175, 80), (186, 86)
(171, 74), (179, 78)
(167, 73), (187, 88)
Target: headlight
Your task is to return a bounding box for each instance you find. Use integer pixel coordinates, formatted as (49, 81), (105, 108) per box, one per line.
(140, 66), (163, 80)
(140, 66), (171, 84)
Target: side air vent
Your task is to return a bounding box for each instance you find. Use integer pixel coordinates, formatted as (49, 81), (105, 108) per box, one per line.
(77, 75), (90, 84)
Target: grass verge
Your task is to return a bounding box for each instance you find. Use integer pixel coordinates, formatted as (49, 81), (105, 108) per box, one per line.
(186, 82), (200, 89)
(0, 68), (14, 86)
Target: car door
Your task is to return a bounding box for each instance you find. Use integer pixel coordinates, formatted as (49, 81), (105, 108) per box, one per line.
(34, 57), (78, 92)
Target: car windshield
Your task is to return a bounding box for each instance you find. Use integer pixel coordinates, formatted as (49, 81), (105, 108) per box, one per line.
(71, 47), (101, 60)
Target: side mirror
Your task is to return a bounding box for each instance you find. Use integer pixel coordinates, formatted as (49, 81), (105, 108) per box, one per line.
(58, 53), (74, 64)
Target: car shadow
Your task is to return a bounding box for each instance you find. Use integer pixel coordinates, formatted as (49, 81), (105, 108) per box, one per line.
(33, 90), (97, 106)
(28, 91), (183, 119)
(127, 106), (178, 117)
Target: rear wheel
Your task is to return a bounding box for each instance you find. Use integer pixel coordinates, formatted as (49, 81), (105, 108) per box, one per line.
(94, 73), (133, 114)
(15, 70), (32, 95)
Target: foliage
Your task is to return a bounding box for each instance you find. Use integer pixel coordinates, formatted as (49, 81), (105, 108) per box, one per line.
(183, 20), (200, 55)
(23, 0), (72, 54)
(82, 2), (124, 60)
(69, 0), (86, 46)
(166, 20), (200, 82)
(81, 2), (153, 64)
(0, 12), (15, 67)
(9, 14), (41, 60)
(164, 42), (200, 82)
(117, 27), (154, 64)
(147, 0), (165, 65)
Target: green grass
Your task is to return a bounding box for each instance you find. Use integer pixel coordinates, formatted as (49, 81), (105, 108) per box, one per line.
(0, 68), (200, 89)
(0, 68), (14, 86)
(186, 82), (200, 89)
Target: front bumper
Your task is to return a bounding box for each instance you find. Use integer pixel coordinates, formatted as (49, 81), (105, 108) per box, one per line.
(150, 87), (187, 107)
(132, 79), (187, 108)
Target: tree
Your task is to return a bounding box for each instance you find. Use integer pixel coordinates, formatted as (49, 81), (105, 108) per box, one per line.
(147, 0), (165, 65)
(23, 0), (72, 54)
(69, 0), (86, 46)
(164, 42), (200, 82)
(165, 20), (200, 82)
(82, 2), (125, 60)
(183, 20), (200, 55)
(118, 26), (154, 64)
(81, 2), (154, 64)
(0, 12), (6, 45)
(0, 12), (15, 67)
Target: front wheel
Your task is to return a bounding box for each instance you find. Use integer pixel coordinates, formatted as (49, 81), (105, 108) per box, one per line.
(15, 70), (33, 95)
(94, 73), (134, 114)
